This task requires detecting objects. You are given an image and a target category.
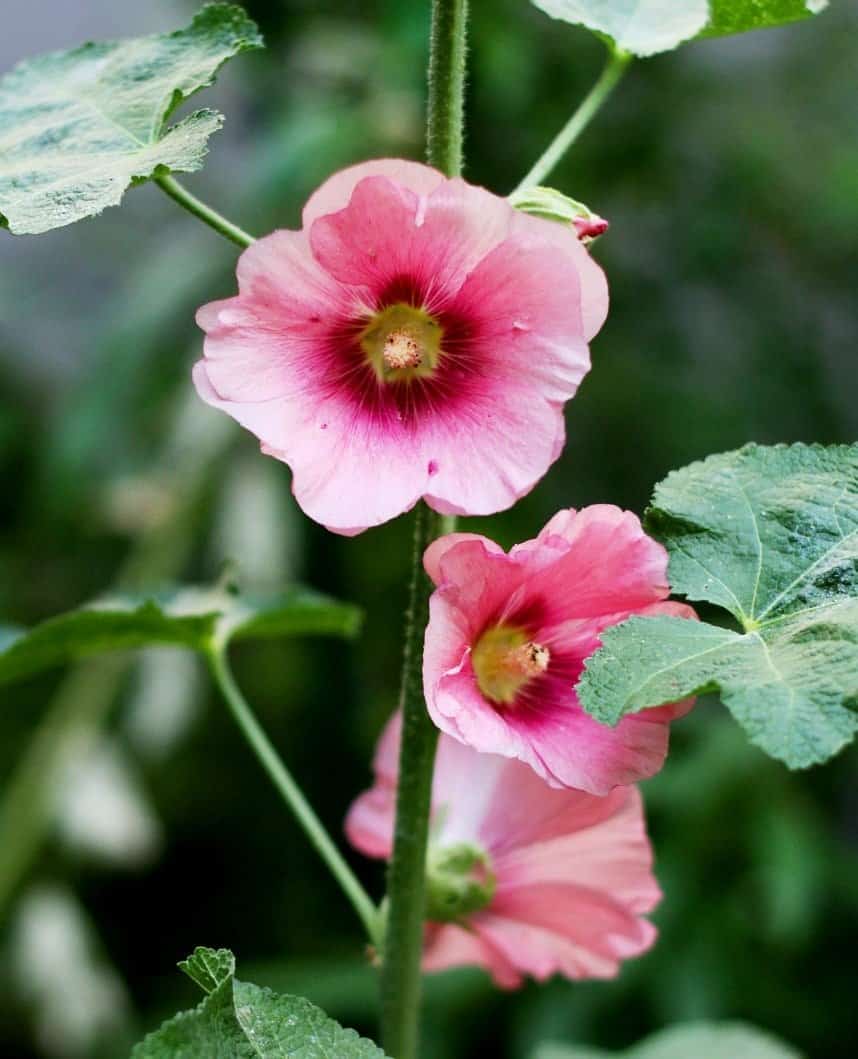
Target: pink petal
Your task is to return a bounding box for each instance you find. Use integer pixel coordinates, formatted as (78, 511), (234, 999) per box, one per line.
(522, 506), (671, 622)
(309, 175), (514, 299)
(423, 533), (505, 587)
(450, 235), (593, 405)
(501, 685), (678, 795)
(422, 923), (522, 989)
(421, 377), (568, 519)
(343, 712), (402, 859)
(489, 882), (656, 961)
(471, 910), (653, 982)
(492, 787), (661, 914)
(511, 209), (609, 341)
(302, 158), (446, 227)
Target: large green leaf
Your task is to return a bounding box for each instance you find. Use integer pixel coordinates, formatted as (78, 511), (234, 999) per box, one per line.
(132, 947), (388, 1058)
(530, 1), (827, 57)
(578, 444), (858, 768)
(0, 584), (362, 687)
(0, 3), (262, 234)
(534, 1020), (802, 1058)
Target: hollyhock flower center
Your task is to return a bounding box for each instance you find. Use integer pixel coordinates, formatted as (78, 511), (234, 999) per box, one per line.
(471, 624), (551, 706)
(359, 302), (443, 382)
(425, 842), (496, 923)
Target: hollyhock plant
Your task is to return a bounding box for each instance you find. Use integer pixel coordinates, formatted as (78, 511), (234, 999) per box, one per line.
(346, 711), (660, 988)
(423, 505), (697, 795)
(193, 159), (608, 534)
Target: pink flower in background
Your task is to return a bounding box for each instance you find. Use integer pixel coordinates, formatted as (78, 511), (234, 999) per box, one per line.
(346, 712), (660, 988)
(423, 506), (697, 794)
(194, 159), (608, 535)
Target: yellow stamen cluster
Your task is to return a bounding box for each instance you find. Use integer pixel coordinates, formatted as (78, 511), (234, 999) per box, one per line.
(471, 625), (551, 706)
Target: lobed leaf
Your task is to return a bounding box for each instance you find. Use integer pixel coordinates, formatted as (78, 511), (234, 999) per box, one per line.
(0, 584), (362, 687)
(530, 1), (827, 57)
(0, 3), (262, 234)
(133, 947), (388, 1058)
(578, 444), (858, 768)
(534, 1019), (802, 1058)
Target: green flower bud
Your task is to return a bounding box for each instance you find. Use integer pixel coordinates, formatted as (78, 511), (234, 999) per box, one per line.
(425, 843), (496, 923)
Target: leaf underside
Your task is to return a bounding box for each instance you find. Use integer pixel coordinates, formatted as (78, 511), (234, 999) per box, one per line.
(132, 946), (388, 1058)
(529, 1), (827, 57)
(578, 444), (858, 768)
(0, 2), (262, 234)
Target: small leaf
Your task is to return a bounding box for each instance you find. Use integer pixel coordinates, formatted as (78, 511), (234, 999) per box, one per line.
(530, 0), (827, 57)
(0, 584), (362, 687)
(0, 3), (263, 234)
(534, 1020), (803, 1058)
(578, 444), (858, 768)
(132, 947), (388, 1058)
(179, 946), (235, 994)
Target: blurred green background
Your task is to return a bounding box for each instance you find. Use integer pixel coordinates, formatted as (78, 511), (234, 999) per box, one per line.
(1, 1), (857, 1056)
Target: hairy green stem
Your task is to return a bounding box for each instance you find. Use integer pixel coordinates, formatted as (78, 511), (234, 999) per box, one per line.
(426, 0), (469, 176)
(380, 505), (447, 1059)
(513, 48), (632, 193)
(154, 174), (255, 248)
(380, 5), (469, 1055)
(206, 647), (380, 945)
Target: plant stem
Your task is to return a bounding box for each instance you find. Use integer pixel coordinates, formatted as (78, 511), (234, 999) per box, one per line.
(154, 174), (255, 248)
(380, 505), (447, 1059)
(205, 647), (380, 945)
(513, 48), (632, 193)
(426, 0), (469, 176)
(381, 3), (468, 1053)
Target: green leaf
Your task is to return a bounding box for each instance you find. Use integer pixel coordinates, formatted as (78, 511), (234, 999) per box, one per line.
(578, 444), (858, 768)
(534, 1020), (802, 1058)
(0, 3), (262, 234)
(0, 625), (23, 652)
(132, 947), (388, 1058)
(703, 0), (828, 40)
(530, 1), (827, 57)
(179, 947), (235, 994)
(0, 584), (362, 687)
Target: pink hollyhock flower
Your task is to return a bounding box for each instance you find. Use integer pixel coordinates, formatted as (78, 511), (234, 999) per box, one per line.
(423, 505), (697, 794)
(193, 159), (608, 535)
(346, 712), (660, 988)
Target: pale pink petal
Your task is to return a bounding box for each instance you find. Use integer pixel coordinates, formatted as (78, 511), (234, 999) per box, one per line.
(302, 158), (446, 227)
(422, 923), (522, 989)
(476, 765), (630, 855)
(343, 712), (401, 859)
(196, 230), (354, 404)
(421, 387), (568, 518)
(492, 787), (661, 914)
(344, 785), (394, 860)
(471, 913), (639, 981)
(489, 882), (656, 961)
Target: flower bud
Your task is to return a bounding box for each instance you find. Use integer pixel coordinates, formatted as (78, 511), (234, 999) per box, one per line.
(509, 186), (608, 243)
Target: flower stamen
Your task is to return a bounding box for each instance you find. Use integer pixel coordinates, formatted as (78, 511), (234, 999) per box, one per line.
(359, 302), (443, 382)
(472, 625), (551, 706)
(383, 328), (424, 370)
